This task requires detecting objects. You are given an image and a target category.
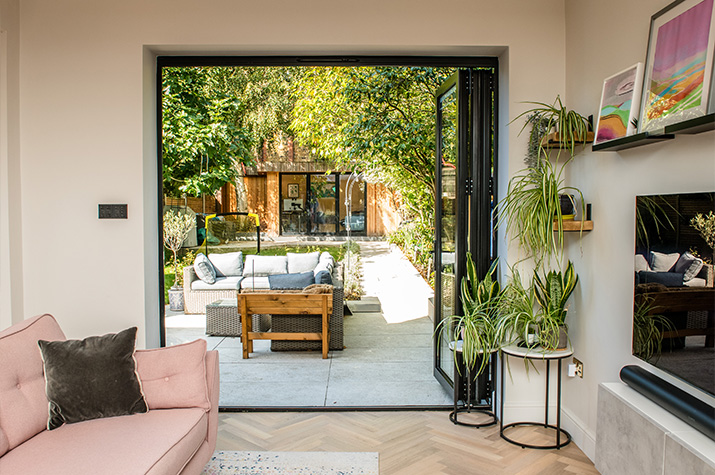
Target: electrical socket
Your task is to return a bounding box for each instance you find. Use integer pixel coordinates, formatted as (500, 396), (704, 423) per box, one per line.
(573, 357), (583, 378)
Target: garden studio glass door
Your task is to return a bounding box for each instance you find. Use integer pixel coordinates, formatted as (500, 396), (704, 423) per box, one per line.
(433, 69), (496, 394)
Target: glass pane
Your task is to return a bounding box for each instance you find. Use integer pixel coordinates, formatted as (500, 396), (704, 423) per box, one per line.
(309, 174), (337, 234)
(339, 174), (366, 234)
(280, 174), (308, 234)
(438, 85), (458, 378)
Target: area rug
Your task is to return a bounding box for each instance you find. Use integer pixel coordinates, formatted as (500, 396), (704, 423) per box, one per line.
(202, 450), (379, 475)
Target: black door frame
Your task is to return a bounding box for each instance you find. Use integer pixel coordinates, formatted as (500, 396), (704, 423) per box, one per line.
(156, 56), (498, 362)
(433, 68), (498, 394)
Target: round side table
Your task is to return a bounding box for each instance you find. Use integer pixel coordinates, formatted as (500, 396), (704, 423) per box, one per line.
(449, 341), (497, 428)
(499, 344), (573, 449)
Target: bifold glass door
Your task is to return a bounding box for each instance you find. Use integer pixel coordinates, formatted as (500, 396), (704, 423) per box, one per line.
(433, 69), (496, 393)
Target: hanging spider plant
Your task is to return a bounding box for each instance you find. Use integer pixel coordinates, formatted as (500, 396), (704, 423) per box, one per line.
(436, 254), (503, 377)
(495, 157), (585, 263)
(511, 95), (591, 162)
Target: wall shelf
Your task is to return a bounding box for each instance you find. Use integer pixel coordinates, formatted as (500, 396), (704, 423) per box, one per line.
(554, 220), (593, 232)
(541, 131), (595, 149)
(592, 113), (715, 152)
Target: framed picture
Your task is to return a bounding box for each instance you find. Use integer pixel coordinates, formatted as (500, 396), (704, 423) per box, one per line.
(639, 0), (715, 133)
(287, 183), (299, 198)
(595, 63), (644, 144)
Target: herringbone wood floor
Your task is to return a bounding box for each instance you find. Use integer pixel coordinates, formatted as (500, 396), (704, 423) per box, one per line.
(216, 411), (600, 474)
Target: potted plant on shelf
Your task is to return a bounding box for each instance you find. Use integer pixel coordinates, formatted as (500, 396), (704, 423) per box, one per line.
(437, 253), (503, 377)
(495, 157), (585, 263)
(163, 209), (195, 312)
(512, 95), (592, 163)
(533, 261), (579, 350)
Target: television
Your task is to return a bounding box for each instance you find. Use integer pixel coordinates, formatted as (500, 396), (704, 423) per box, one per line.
(633, 191), (715, 397)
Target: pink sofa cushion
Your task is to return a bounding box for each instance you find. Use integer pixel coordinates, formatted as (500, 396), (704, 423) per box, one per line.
(0, 408), (207, 475)
(135, 339), (210, 411)
(0, 314), (66, 456)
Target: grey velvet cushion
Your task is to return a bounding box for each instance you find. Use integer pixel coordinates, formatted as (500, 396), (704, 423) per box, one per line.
(243, 255), (288, 276)
(209, 251), (243, 277)
(193, 253), (217, 284)
(673, 252), (704, 282)
(649, 251), (680, 272)
(268, 271), (316, 289)
(287, 251), (320, 274)
(37, 327), (147, 430)
(315, 270), (333, 285)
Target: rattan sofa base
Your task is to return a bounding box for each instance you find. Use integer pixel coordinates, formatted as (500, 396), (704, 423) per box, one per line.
(205, 299), (270, 336)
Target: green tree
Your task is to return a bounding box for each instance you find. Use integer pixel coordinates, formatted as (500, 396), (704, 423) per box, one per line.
(162, 67), (253, 197)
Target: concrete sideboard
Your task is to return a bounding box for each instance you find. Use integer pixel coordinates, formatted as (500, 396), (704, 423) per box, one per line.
(596, 383), (715, 475)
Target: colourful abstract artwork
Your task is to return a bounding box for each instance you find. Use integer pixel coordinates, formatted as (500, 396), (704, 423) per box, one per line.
(595, 64), (643, 144)
(641, 0), (715, 132)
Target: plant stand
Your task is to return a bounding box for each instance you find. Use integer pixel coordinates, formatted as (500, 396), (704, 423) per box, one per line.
(449, 341), (498, 428)
(499, 344), (573, 449)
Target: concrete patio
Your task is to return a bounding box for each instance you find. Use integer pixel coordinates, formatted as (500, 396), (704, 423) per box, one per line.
(166, 241), (452, 408)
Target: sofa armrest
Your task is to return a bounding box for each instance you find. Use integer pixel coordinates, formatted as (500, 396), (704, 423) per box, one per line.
(697, 263), (714, 287)
(204, 350), (219, 452)
(183, 266), (198, 291)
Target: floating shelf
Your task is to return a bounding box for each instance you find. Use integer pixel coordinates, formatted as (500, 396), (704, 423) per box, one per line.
(554, 220), (593, 232)
(541, 131), (595, 149)
(592, 113), (715, 152)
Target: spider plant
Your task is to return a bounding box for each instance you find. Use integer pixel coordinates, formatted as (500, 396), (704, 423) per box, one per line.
(495, 157), (585, 263)
(496, 267), (541, 348)
(512, 95), (591, 161)
(533, 261), (579, 349)
(436, 254), (502, 377)
(633, 296), (676, 362)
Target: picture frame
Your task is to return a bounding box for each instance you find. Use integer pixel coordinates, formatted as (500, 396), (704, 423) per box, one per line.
(594, 63), (644, 144)
(287, 183), (299, 198)
(639, 0), (715, 133)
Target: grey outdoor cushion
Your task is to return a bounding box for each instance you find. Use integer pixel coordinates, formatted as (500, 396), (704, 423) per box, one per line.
(191, 276), (243, 290)
(209, 251), (244, 277)
(193, 253), (216, 284)
(287, 251), (320, 274)
(674, 252), (704, 282)
(243, 255), (288, 276)
(240, 276), (271, 290)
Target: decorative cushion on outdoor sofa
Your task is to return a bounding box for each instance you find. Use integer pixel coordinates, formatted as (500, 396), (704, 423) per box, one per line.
(268, 271), (316, 290)
(191, 276), (243, 291)
(315, 270), (333, 285)
(287, 252), (320, 274)
(193, 253), (216, 284)
(634, 254), (651, 272)
(208, 251), (243, 277)
(649, 251), (680, 272)
(243, 255), (288, 276)
(673, 252), (704, 282)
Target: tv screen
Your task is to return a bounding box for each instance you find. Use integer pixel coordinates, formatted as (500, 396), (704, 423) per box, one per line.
(633, 191), (714, 396)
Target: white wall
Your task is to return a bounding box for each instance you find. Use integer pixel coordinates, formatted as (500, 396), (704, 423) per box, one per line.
(561, 0), (715, 459)
(0, 0), (23, 331)
(11, 0), (566, 343)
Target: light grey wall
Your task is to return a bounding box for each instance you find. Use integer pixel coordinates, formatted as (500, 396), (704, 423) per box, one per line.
(561, 0), (715, 459)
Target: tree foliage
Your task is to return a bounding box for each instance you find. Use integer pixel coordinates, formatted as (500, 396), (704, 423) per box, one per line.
(291, 66), (454, 223)
(162, 67), (253, 197)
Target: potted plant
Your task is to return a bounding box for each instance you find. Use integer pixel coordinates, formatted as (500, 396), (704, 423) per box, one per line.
(533, 261), (579, 349)
(632, 296), (676, 363)
(512, 95), (592, 163)
(496, 266), (542, 349)
(163, 209), (195, 312)
(495, 157), (585, 263)
(437, 254), (503, 377)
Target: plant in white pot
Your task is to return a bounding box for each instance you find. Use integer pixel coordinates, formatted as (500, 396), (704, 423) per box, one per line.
(163, 209), (195, 311)
(533, 260), (579, 350)
(437, 254), (503, 377)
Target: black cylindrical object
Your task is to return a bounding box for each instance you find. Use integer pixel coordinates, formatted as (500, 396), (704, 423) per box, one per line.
(620, 365), (715, 441)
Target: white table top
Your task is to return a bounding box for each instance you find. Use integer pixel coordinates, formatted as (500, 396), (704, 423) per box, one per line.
(448, 340), (498, 354)
(501, 344), (573, 359)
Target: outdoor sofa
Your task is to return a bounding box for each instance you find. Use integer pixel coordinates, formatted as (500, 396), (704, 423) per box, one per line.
(0, 313), (219, 475)
(183, 251), (344, 350)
